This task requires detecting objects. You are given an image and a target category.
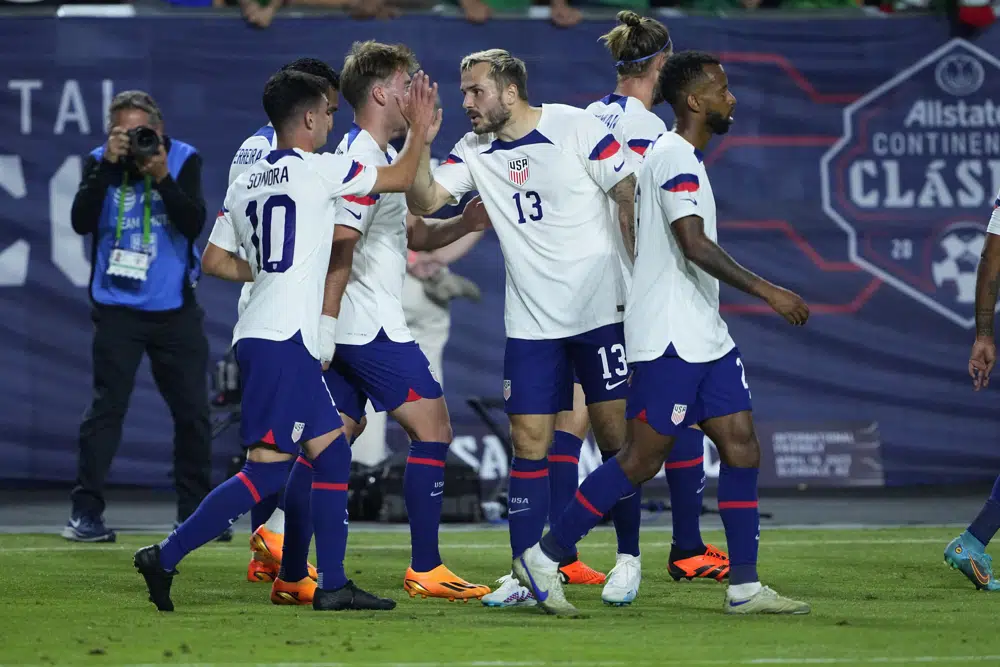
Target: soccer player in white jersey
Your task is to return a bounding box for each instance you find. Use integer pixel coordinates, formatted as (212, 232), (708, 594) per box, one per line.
(133, 67), (439, 612)
(553, 12), (730, 586)
(514, 51), (812, 617)
(943, 190), (1000, 591)
(305, 40), (491, 601)
(406, 49), (641, 607)
(226, 57), (341, 588)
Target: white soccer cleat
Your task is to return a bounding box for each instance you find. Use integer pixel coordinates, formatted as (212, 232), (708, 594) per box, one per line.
(724, 585), (811, 615)
(481, 573), (536, 608)
(512, 545), (578, 616)
(601, 553), (641, 606)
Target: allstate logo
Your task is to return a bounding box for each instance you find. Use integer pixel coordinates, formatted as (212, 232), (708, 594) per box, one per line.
(820, 38), (1000, 329)
(113, 188), (137, 212)
(935, 54), (985, 97)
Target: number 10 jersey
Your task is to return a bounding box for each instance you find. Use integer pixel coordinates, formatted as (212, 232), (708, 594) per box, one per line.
(209, 148), (378, 359)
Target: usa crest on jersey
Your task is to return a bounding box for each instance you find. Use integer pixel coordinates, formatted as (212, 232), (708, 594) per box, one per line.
(671, 404), (687, 426)
(508, 158), (529, 186)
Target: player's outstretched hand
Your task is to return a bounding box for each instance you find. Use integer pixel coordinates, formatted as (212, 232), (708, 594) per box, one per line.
(399, 71), (438, 135)
(461, 196), (492, 232)
(970, 336), (996, 391)
(765, 286), (809, 326)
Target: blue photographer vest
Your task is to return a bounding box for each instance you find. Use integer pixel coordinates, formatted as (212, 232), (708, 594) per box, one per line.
(89, 139), (201, 311)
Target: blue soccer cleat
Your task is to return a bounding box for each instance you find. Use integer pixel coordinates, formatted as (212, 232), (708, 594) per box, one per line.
(944, 533), (1000, 591)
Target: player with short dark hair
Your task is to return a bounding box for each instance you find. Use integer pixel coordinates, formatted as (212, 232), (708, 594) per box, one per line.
(513, 51), (811, 616)
(133, 66), (439, 612)
(943, 185), (1000, 591)
(407, 48), (640, 608)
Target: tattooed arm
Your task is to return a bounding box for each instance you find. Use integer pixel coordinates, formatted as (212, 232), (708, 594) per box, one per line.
(970, 232), (1000, 390)
(609, 174), (637, 263)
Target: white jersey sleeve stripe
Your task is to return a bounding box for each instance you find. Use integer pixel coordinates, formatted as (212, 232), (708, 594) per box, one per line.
(988, 193), (1000, 236)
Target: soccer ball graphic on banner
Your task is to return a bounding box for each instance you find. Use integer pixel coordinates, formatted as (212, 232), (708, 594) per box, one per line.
(931, 222), (987, 305)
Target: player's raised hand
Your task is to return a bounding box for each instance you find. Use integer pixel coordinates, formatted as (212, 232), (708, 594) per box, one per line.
(400, 71), (438, 134)
(765, 285), (809, 326)
(970, 336), (996, 391)
(461, 196), (492, 232)
(425, 107), (443, 146)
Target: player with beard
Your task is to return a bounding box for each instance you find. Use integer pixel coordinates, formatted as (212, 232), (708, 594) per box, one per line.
(513, 51), (812, 617)
(406, 49), (639, 608)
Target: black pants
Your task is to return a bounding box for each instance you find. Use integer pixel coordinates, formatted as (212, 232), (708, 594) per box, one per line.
(71, 302), (212, 522)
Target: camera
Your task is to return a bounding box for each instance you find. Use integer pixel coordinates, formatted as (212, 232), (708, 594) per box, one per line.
(127, 126), (161, 159)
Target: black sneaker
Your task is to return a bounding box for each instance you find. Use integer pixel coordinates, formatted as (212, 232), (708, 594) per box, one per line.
(313, 580), (396, 611)
(61, 515), (116, 543)
(133, 544), (176, 611)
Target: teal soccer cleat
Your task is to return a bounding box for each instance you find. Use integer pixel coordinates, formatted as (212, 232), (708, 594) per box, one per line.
(944, 533), (1000, 591)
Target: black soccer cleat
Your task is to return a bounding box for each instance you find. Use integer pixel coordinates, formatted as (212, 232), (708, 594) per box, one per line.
(133, 544), (176, 612)
(313, 580), (396, 611)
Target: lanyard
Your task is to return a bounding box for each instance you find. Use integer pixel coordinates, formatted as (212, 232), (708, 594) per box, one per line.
(114, 172), (152, 249)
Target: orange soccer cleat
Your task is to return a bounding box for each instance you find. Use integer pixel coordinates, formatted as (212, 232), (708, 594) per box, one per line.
(558, 555), (607, 585)
(270, 576), (317, 605)
(247, 557), (280, 582)
(403, 565), (491, 601)
(249, 526), (318, 581)
(668, 543), (730, 582)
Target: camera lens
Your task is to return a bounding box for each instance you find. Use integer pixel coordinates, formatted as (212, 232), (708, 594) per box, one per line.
(129, 126), (161, 158)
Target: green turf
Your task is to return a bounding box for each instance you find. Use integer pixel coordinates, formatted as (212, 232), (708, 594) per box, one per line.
(1, 526), (997, 666)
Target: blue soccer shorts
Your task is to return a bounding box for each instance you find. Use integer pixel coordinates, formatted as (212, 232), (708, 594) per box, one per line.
(503, 322), (629, 415)
(236, 332), (343, 454)
(625, 345), (752, 436)
(323, 329), (444, 424)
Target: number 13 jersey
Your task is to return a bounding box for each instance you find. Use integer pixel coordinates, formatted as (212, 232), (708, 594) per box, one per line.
(209, 148), (378, 359)
(434, 104), (635, 340)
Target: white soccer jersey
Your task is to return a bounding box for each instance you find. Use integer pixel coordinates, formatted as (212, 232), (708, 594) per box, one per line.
(626, 132), (735, 364)
(587, 93), (668, 289)
(331, 124), (412, 345)
(228, 125), (278, 318)
(989, 188), (1000, 236)
(433, 104), (635, 340)
(208, 149), (378, 359)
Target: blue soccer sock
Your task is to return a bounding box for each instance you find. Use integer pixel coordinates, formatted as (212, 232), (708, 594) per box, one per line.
(405, 441), (449, 572)
(311, 435), (352, 591)
(601, 450), (642, 557)
(542, 456), (636, 563)
(548, 431), (583, 525)
(277, 456), (313, 582)
(967, 474), (1000, 548)
(250, 493), (280, 534)
(159, 460), (291, 572)
(718, 464), (760, 585)
(665, 428), (707, 554)
(508, 457), (550, 559)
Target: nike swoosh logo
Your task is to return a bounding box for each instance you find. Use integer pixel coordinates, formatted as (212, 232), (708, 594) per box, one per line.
(519, 555), (548, 602)
(620, 492), (636, 501)
(613, 161), (625, 172)
(729, 598), (752, 607)
(970, 558), (991, 584)
(430, 491), (443, 497)
(69, 518), (81, 528)
(606, 379), (627, 390)
(508, 508), (530, 514)
(346, 209), (362, 220)
(682, 197), (698, 206)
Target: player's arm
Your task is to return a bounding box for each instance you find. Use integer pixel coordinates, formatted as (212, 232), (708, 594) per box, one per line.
(609, 174), (637, 262)
(368, 71), (438, 196)
(969, 209), (1000, 389)
(405, 144), (457, 216)
(671, 216), (807, 325)
(202, 208), (253, 282)
(407, 195), (490, 252)
(318, 224), (361, 367)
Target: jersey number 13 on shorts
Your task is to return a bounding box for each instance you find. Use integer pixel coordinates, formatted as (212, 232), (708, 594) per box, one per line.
(247, 194), (297, 273)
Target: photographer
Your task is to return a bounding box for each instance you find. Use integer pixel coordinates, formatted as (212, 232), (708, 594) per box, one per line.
(63, 90), (213, 543)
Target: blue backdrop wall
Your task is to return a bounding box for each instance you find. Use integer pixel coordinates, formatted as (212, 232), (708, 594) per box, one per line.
(1, 15), (998, 488)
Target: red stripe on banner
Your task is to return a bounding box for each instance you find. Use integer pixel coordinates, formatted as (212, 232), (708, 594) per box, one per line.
(575, 490), (603, 517)
(548, 455), (579, 464)
(510, 468), (548, 479)
(718, 500), (759, 510)
(236, 472), (261, 503)
(312, 482), (348, 491)
(664, 456), (704, 470)
(407, 456), (445, 468)
(295, 456), (313, 469)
